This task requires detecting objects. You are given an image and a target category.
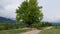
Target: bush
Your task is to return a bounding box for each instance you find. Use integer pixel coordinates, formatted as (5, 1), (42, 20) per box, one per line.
(0, 22), (29, 30)
(32, 22), (43, 29)
(0, 23), (18, 30)
(31, 22), (52, 29)
(41, 22), (52, 27)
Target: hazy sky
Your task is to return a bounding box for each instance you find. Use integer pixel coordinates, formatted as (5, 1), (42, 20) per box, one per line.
(0, 0), (60, 22)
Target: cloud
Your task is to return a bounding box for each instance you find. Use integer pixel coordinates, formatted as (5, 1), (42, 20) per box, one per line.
(0, 0), (24, 19)
(0, 0), (60, 22)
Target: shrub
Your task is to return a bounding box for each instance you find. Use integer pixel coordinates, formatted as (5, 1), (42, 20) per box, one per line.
(32, 22), (43, 29)
(41, 22), (52, 27)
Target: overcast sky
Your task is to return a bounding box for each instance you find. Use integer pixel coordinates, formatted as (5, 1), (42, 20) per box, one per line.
(0, 0), (60, 22)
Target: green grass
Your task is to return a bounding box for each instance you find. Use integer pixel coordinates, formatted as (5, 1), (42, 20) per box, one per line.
(53, 26), (60, 30)
(39, 26), (60, 34)
(0, 28), (30, 34)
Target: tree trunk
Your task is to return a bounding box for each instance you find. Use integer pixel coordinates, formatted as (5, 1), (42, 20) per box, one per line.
(27, 22), (32, 27)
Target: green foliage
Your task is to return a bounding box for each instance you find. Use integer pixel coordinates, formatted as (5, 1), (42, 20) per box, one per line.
(54, 26), (60, 30)
(0, 23), (13, 30)
(0, 28), (29, 34)
(39, 27), (60, 34)
(16, 0), (43, 27)
(0, 21), (29, 30)
(45, 22), (52, 26)
(32, 22), (42, 29)
(41, 22), (52, 27)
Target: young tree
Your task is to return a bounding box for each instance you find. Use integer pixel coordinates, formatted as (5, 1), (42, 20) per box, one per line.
(16, 0), (43, 27)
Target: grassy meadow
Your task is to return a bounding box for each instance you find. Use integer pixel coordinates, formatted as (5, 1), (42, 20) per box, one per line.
(0, 28), (30, 34)
(39, 26), (60, 34)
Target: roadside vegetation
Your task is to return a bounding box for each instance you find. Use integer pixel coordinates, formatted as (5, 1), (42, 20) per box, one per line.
(0, 22), (28, 30)
(0, 28), (30, 34)
(39, 26), (60, 34)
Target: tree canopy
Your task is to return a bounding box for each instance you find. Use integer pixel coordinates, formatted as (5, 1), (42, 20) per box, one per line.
(16, 0), (43, 26)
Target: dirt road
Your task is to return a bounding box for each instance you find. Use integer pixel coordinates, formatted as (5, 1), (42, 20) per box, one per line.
(21, 26), (52, 34)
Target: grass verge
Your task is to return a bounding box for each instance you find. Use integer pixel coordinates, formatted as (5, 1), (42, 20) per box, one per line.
(0, 28), (30, 34)
(39, 26), (60, 34)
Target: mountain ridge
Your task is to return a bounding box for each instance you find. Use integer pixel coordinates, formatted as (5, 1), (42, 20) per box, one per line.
(0, 17), (16, 23)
